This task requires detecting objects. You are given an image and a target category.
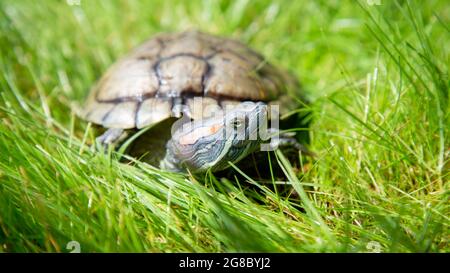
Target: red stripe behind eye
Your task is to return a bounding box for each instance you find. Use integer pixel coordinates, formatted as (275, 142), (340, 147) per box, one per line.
(178, 124), (223, 145)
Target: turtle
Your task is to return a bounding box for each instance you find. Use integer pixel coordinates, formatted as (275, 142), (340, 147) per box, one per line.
(82, 31), (310, 173)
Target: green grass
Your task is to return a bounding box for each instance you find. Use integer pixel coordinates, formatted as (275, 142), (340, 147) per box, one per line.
(0, 0), (448, 253)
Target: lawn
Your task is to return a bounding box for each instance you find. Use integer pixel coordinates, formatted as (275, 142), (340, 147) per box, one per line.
(0, 0), (448, 252)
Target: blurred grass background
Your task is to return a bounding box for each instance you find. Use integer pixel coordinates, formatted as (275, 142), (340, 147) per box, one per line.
(0, 0), (448, 252)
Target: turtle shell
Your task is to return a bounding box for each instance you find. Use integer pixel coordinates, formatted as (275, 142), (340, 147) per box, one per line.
(83, 31), (300, 129)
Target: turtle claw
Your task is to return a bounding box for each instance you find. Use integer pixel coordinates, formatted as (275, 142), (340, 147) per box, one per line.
(272, 137), (316, 157)
(266, 129), (316, 157)
(95, 128), (127, 151)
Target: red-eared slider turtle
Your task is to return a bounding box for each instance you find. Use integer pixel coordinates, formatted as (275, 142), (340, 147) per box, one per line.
(82, 31), (309, 173)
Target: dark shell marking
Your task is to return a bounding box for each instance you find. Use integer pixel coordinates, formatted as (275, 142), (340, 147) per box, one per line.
(83, 31), (299, 129)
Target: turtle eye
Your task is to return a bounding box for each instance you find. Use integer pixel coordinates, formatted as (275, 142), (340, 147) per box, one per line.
(232, 118), (243, 129)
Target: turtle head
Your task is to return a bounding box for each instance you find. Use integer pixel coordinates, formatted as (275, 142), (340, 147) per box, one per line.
(161, 102), (268, 173)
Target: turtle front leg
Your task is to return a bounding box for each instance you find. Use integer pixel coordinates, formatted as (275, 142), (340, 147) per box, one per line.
(96, 128), (128, 148)
(265, 128), (316, 157)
